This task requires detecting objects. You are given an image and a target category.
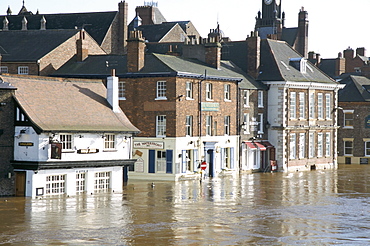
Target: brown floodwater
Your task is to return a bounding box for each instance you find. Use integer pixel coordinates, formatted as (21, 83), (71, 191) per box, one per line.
(1, 164), (370, 245)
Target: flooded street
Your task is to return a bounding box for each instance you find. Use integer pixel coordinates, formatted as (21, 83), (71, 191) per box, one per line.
(1, 165), (370, 245)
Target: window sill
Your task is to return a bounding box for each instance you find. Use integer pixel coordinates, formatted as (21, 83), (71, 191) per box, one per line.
(206, 98), (214, 101)
(343, 126), (354, 129)
(155, 97), (167, 101)
(62, 150), (75, 153)
(186, 97), (194, 101)
(103, 149), (118, 152)
(119, 97), (126, 100)
(224, 99), (232, 102)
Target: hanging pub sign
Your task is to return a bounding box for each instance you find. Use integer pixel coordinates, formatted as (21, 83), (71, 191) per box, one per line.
(19, 142), (34, 146)
(365, 115), (370, 128)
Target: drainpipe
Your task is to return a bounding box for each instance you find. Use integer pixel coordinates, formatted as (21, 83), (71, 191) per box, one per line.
(198, 70), (207, 163)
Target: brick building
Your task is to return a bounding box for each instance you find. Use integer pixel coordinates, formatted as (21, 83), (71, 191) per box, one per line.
(0, 29), (105, 76)
(337, 75), (370, 164)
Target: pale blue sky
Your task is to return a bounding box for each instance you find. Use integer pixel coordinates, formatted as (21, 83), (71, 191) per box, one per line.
(1, 0), (369, 58)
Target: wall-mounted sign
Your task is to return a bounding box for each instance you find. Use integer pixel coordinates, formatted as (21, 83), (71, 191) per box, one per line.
(134, 141), (164, 149)
(365, 115), (370, 128)
(77, 148), (99, 154)
(19, 142), (34, 146)
(135, 158), (144, 172)
(201, 102), (219, 111)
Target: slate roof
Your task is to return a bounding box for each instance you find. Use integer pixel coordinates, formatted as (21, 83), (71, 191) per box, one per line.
(0, 29), (80, 62)
(258, 39), (336, 84)
(135, 23), (181, 42)
(0, 74), (139, 133)
(338, 75), (370, 102)
(0, 11), (117, 45)
(281, 27), (298, 47)
(54, 52), (263, 89)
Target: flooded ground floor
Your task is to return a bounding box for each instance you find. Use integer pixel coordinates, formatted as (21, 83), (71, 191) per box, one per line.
(1, 164), (370, 245)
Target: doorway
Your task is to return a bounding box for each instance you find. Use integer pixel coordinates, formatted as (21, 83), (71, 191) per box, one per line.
(15, 171), (26, 197)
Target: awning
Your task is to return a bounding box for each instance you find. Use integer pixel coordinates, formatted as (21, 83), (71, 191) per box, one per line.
(262, 141), (274, 148)
(254, 142), (267, 151)
(245, 142), (257, 149)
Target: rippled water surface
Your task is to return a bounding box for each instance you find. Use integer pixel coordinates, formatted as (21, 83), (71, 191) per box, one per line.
(1, 164), (370, 245)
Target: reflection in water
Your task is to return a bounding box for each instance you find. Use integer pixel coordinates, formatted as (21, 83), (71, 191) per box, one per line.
(1, 165), (370, 245)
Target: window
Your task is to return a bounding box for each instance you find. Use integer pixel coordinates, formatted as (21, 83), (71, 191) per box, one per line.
(309, 132), (315, 158)
(289, 133), (296, 159)
(206, 116), (212, 136)
(299, 133), (305, 159)
(325, 94), (331, 119)
(344, 141), (353, 156)
(325, 132), (331, 157)
(185, 116), (193, 136)
(258, 113), (264, 134)
(156, 81), (167, 99)
(46, 175), (66, 195)
(156, 115), (166, 137)
(299, 92), (305, 119)
(16, 107), (27, 122)
(59, 134), (72, 150)
(94, 172), (110, 191)
(104, 134), (116, 149)
(0, 66), (8, 73)
(223, 148), (231, 169)
(118, 81), (126, 99)
(343, 110), (354, 128)
(290, 92), (296, 119)
(224, 84), (231, 101)
(258, 90), (263, 107)
(309, 92), (315, 119)
(243, 113), (250, 134)
(224, 116), (230, 135)
(18, 66), (29, 75)
(76, 172), (86, 193)
(243, 90), (250, 107)
(365, 142), (370, 156)
(186, 82), (193, 99)
(156, 151), (166, 172)
(186, 150), (193, 171)
(206, 83), (213, 100)
(318, 93), (324, 119)
(317, 133), (323, 157)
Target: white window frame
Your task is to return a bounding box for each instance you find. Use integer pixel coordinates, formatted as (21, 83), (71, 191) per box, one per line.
(156, 150), (166, 173)
(94, 172), (110, 191)
(289, 133), (296, 160)
(118, 81), (126, 100)
(46, 175), (66, 195)
(309, 92), (315, 119)
(258, 90), (263, 108)
(317, 133), (323, 157)
(325, 132), (331, 157)
(59, 134), (73, 150)
(325, 94), (331, 120)
(299, 92), (305, 119)
(185, 150), (193, 172)
(206, 83), (213, 101)
(258, 113), (264, 134)
(243, 90), (250, 107)
(290, 92), (296, 119)
(344, 141), (353, 156)
(365, 141), (370, 157)
(186, 81), (193, 99)
(206, 116), (212, 136)
(18, 66), (29, 75)
(299, 133), (305, 159)
(76, 172), (86, 193)
(224, 84), (231, 101)
(309, 132), (315, 158)
(185, 115), (193, 136)
(243, 113), (250, 134)
(224, 116), (230, 135)
(318, 93), (324, 119)
(104, 134), (116, 150)
(156, 81), (167, 100)
(156, 115), (166, 137)
(0, 66), (8, 73)
(343, 110), (354, 128)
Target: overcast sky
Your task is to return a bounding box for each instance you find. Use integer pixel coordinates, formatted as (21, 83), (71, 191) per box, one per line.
(1, 0), (369, 58)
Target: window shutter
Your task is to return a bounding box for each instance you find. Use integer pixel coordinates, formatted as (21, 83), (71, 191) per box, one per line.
(182, 150), (187, 173)
(166, 150), (173, 173)
(230, 147), (235, 169)
(149, 150), (155, 173)
(193, 149), (198, 170)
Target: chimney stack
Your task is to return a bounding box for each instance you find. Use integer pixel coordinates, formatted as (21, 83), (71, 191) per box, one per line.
(356, 47), (365, 57)
(297, 7), (309, 57)
(106, 69), (120, 113)
(118, 1), (128, 54)
(76, 30), (88, 62)
(127, 30), (146, 72)
(246, 31), (261, 79)
(205, 42), (221, 69)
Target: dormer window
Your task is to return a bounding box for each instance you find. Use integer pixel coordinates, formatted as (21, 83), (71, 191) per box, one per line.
(289, 58), (307, 73)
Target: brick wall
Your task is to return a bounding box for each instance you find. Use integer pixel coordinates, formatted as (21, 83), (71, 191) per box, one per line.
(0, 88), (15, 196)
